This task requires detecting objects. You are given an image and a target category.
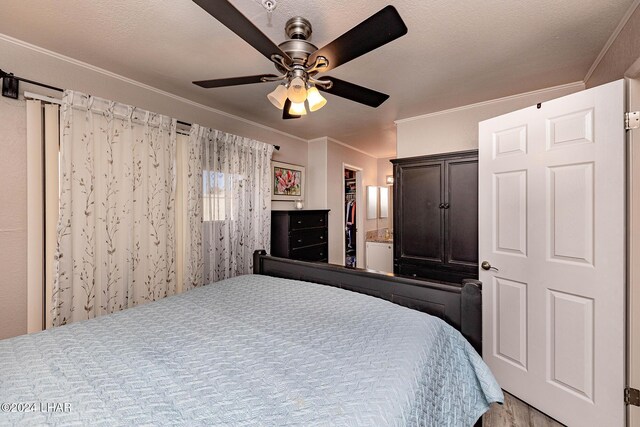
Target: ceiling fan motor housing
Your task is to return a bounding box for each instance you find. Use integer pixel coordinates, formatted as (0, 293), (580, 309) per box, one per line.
(285, 17), (312, 40)
(276, 17), (318, 71)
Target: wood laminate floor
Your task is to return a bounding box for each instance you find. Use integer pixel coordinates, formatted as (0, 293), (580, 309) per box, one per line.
(483, 392), (565, 427)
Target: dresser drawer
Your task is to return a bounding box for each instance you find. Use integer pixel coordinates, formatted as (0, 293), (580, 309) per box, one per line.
(289, 212), (327, 230)
(271, 210), (329, 262)
(290, 228), (327, 249)
(291, 243), (328, 262)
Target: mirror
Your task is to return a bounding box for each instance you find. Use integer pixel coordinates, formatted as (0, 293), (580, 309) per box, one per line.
(379, 186), (389, 218)
(367, 186), (378, 219)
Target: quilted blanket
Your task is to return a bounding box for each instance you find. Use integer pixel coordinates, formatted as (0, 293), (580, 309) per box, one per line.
(0, 274), (503, 426)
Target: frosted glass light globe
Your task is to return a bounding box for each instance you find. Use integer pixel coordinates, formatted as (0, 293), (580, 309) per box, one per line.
(287, 77), (307, 103)
(306, 86), (327, 112)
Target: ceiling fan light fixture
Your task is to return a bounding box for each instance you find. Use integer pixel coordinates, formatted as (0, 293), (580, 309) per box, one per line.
(192, 3), (406, 120)
(289, 101), (307, 116)
(287, 77), (307, 103)
(267, 84), (288, 109)
(306, 86), (327, 112)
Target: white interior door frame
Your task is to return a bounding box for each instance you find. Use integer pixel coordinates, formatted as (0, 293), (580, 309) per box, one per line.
(342, 163), (364, 268)
(627, 72), (640, 426)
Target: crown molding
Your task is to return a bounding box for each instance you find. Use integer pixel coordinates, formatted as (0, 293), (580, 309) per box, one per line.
(310, 136), (380, 159)
(394, 81), (584, 125)
(326, 137), (377, 159)
(583, 0), (640, 84)
(0, 32), (309, 144)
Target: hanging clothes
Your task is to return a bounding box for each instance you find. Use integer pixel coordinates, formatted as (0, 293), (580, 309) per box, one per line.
(345, 200), (356, 250)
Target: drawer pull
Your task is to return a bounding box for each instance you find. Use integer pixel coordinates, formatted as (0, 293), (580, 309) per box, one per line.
(320, 236), (324, 240)
(297, 239), (303, 243)
(297, 220), (302, 224)
(319, 252), (324, 256)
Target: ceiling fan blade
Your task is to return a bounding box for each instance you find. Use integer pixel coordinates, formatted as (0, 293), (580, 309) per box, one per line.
(308, 5), (407, 72)
(318, 77), (389, 108)
(282, 98), (301, 120)
(193, 74), (278, 88)
(193, 0), (292, 63)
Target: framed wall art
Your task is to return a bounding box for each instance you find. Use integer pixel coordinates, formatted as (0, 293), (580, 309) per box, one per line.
(272, 161), (305, 201)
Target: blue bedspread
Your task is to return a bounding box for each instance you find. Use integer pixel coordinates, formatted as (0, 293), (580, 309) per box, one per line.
(0, 274), (503, 426)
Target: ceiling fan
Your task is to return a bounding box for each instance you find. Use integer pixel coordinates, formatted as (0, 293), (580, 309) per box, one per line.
(192, 0), (408, 119)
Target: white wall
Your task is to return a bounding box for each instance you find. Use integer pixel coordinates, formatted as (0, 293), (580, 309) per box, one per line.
(304, 138), (328, 210)
(395, 83), (584, 158)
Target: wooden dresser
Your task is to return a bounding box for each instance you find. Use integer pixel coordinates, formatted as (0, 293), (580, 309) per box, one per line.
(271, 210), (330, 262)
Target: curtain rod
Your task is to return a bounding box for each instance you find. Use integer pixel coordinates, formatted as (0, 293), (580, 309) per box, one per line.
(1, 68), (280, 151)
(174, 120), (280, 151)
(1, 68), (63, 93)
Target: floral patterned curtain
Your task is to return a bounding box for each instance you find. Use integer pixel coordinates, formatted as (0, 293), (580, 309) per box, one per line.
(184, 124), (273, 290)
(53, 91), (177, 326)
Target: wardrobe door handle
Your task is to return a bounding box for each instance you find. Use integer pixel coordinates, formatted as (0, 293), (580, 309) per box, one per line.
(443, 203), (450, 209)
(438, 203), (445, 209)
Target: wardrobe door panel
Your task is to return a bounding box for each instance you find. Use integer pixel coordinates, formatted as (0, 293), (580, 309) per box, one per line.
(445, 158), (479, 271)
(399, 162), (444, 263)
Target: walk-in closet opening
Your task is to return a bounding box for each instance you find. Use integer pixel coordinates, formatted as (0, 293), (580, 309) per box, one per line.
(343, 165), (363, 268)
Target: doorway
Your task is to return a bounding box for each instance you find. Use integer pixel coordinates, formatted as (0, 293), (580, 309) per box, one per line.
(343, 165), (364, 268)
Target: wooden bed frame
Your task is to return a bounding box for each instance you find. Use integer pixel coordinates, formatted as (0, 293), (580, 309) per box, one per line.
(253, 250), (483, 353)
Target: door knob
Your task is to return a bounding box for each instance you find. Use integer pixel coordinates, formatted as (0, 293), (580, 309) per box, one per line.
(481, 261), (499, 271)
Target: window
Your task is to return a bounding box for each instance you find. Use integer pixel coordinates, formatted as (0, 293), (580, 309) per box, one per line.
(203, 171), (235, 221)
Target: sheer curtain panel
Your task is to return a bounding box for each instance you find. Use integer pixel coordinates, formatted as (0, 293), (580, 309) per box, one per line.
(53, 91), (177, 326)
(184, 124), (273, 289)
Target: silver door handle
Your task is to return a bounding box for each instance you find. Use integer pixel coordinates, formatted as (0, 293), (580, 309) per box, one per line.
(481, 261), (499, 271)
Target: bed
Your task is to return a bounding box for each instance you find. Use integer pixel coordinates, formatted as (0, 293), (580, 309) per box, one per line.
(0, 252), (503, 426)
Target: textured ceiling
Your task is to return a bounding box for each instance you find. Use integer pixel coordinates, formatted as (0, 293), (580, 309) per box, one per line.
(0, 0), (634, 157)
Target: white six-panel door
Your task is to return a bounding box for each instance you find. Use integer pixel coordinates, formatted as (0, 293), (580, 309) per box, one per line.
(479, 80), (625, 426)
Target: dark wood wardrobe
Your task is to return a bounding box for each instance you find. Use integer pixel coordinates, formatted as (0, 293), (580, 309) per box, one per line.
(391, 150), (478, 283)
